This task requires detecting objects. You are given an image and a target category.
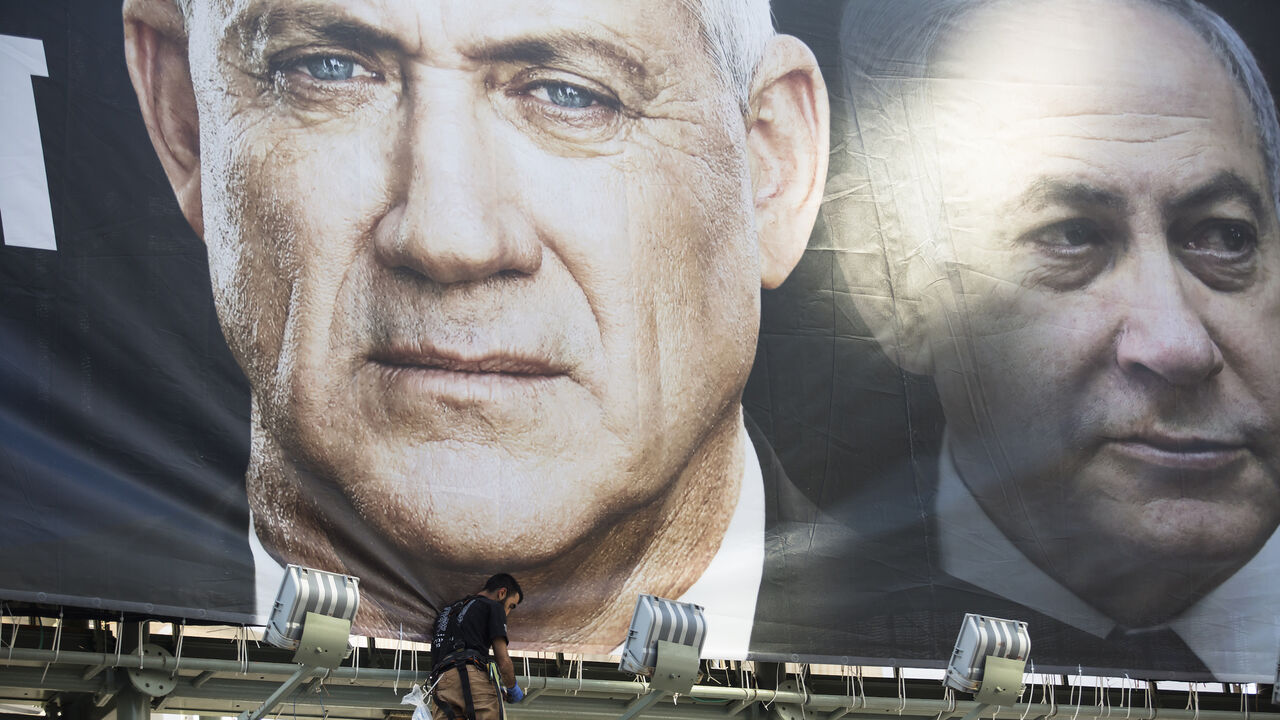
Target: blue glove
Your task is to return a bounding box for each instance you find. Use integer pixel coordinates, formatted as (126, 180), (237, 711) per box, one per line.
(504, 683), (525, 703)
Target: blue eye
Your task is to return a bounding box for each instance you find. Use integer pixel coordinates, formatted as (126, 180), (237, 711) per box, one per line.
(542, 83), (597, 109)
(304, 56), (355, 81)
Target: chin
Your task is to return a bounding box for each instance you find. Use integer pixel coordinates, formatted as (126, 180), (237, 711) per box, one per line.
(1123, 500), (1271, 563)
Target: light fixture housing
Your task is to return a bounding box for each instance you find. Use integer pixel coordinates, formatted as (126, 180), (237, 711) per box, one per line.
(239, 565), (362, 720)
(263, 564), (360, 664)
(618, 594), (706, 694)
(944, 613), (1030, 706)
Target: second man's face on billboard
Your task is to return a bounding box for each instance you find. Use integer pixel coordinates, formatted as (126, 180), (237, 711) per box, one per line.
(922, 0), (1280, 621)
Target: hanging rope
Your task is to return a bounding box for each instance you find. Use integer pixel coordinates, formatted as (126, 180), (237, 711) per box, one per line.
(393, 625), (405, 694)
(113, 613), (125, 668)
(896, 669), (908, 715)
(1069, 666), (1085, 720)
(1018, 671), (1037, 720)
(171, 622), (185, 679)
(351, 641), (360, 684)
(3, 606), (16, 662)
(238, 626), (249, 674)
(39, 609), (64, 684)
(936, 686), (958, 720)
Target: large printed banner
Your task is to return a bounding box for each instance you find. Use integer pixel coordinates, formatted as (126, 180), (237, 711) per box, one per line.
(2, 0), (1279, 683)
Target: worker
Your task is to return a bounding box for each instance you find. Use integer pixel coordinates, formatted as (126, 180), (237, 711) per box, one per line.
(429, 574), (525, 720)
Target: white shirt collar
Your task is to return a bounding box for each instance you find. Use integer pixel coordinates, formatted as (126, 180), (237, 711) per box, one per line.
(937, 436), (1280, 679)
(674, 420), (764, 660)
(250, 419), (766, 660)
(1168, 527), (1280, 681)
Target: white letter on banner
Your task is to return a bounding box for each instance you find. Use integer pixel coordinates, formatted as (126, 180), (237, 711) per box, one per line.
(0, 34), (56, 251)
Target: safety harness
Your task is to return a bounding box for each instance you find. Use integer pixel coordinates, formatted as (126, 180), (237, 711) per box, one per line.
(430, 597), (502, 720)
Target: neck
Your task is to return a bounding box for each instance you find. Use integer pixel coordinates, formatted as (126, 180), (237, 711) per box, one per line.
(247, 404), (746, 646)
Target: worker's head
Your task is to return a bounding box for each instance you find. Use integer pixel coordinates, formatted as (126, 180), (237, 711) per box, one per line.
(482, 574), (524, 616)
(122, 0), (827, 638)
(829, 0), (1280, 625)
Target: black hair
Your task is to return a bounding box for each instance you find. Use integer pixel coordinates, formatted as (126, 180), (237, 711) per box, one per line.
(483, 573), (524, 604)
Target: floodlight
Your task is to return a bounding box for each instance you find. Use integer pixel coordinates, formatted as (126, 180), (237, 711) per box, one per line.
(263, 564), (361, 663)
(619, 594), (706, 694)
(944, 613), (1030, 717)
(239, 565), (361, 720)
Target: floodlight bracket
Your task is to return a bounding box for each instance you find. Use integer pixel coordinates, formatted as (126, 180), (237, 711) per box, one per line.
(292, 612), (352, 669)
(649, 639), (699, 695)
(973, 655), (1026, 706)
(237, 613), (353, 720)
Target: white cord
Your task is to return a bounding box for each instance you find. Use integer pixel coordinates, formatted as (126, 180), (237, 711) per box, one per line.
(171, 623), (185, 679)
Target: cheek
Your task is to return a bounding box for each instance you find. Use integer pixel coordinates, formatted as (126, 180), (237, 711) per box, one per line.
(934, 270), (1116, 447)
(203, 123), (388, 398)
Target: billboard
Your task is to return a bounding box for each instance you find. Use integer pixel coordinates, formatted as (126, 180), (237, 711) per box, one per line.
(1, 0), (1278, 683)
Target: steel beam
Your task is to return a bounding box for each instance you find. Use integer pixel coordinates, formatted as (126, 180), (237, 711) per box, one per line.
(236, 665), (320, 720)
(616, 692), (665, 720)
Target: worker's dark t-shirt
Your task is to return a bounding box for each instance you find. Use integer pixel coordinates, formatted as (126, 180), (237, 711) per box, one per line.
(431, 596), (508, 665)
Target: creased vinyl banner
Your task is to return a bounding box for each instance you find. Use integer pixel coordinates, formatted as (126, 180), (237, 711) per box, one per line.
(1, 0), (1277, 683)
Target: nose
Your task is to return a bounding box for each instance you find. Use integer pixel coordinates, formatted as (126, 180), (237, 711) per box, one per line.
(374, 81), (542, 285)
(1114, 251), (1224, 386)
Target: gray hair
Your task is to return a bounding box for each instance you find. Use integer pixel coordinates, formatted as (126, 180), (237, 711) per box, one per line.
(838, 0), (1280, 235)
(828, 0), (1280, 357)
(685, 0), (777, 112)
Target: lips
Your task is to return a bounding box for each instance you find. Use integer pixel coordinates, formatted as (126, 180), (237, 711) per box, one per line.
(363, 341), (571, 408)
(1107, 433), (1249, 471)
(370, 344), (564, 377)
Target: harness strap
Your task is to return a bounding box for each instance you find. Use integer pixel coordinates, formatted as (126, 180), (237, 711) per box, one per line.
(457, 663), (475, 720)
(433, 691), (457, 720)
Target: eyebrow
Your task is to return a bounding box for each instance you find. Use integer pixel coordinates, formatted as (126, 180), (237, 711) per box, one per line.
(1163, 170), (1266, 219)
(1012, 178), (1129, 214)
(465, 32), (649, 82)
(227, 5), (650, 82)
(228, 5), (404, 65)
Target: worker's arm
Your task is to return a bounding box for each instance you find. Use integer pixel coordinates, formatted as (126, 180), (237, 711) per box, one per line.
(492, 637), (517, 690)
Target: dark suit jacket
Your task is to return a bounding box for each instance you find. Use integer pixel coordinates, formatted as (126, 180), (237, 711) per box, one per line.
(747, 416), (1213, 677)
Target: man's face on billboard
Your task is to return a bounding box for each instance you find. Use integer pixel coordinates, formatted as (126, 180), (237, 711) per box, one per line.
(185, 0), (761, 558)
(126, 0), (825, 638)
(924, 0), (1280, 621)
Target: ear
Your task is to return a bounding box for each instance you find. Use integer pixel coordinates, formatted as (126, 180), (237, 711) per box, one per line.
(123, 0), (204, 238)
(747, 35), (829, 290)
